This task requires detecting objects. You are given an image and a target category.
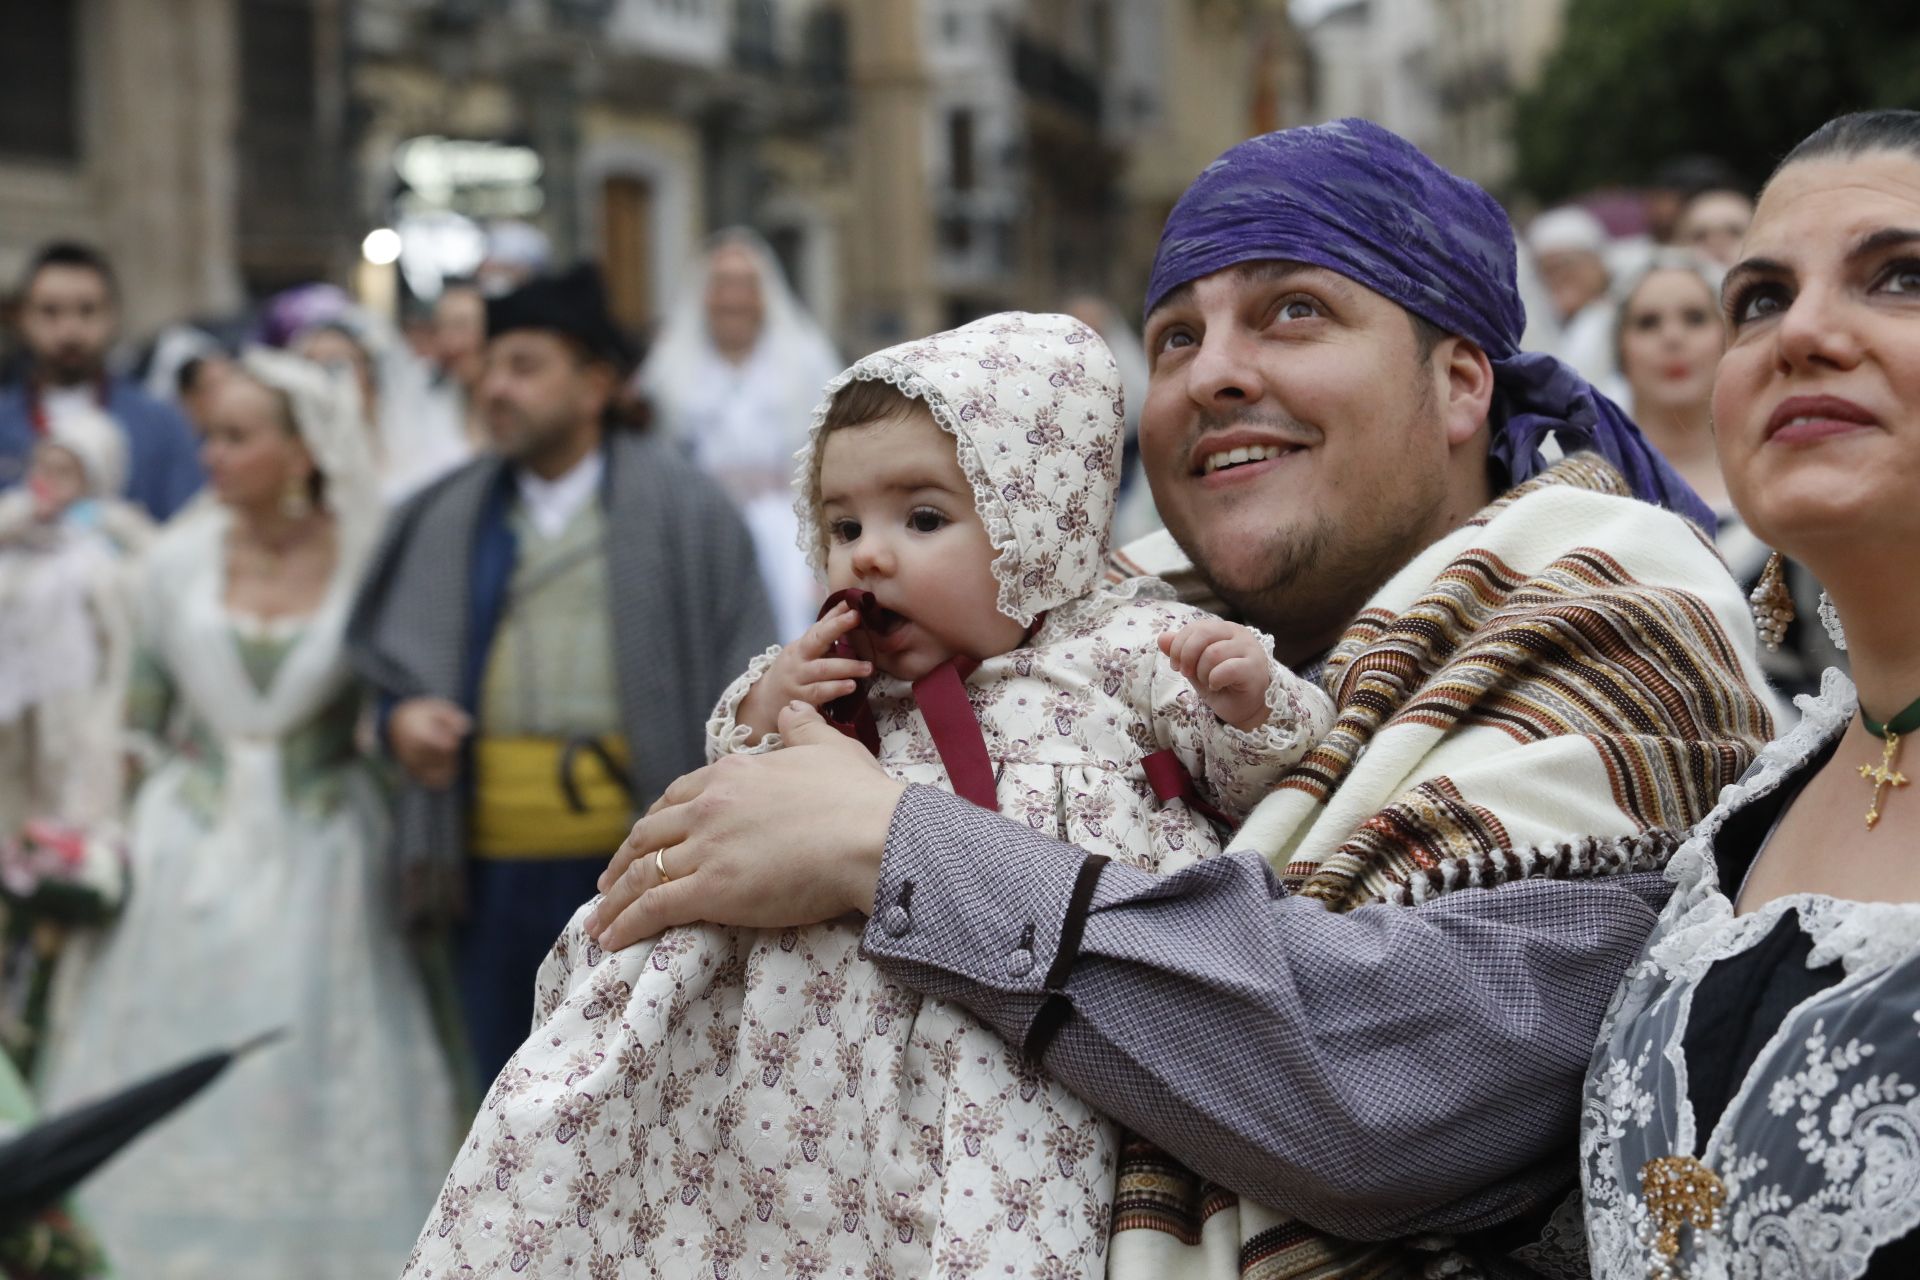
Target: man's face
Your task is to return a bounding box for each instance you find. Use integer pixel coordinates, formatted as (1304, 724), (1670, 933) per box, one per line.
(1140, 261), (1458, 657)
(477, 330), (607, 465)
(434, 287), (488, 391)
(20, 264), (115, 385)
(1536, 248), (1610, 323)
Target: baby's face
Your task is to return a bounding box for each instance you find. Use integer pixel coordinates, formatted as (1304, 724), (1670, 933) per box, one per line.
(27, 444), (88, 519)
(816, 407), (1028, 682)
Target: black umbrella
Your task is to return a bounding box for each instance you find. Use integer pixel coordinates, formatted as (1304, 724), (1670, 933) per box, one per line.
(0, 1029), (283, 1227)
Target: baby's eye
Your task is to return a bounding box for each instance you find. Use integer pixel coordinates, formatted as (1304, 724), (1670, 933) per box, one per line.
(828, 518), (861, 544)
(907, 508), (948, 534)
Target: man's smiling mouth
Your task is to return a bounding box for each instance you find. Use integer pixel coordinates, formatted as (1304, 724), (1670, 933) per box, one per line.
(1200, 444), (1294, 476)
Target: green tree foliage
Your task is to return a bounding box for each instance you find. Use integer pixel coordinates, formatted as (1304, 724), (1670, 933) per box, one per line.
(1516, 0), (1920, 201)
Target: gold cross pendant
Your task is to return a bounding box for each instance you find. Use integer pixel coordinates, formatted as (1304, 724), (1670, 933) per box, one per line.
(1859, 731), (1910, 830)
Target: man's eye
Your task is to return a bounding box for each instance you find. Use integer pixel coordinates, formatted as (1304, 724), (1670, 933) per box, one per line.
(908, 509), (947, 534)
(1273, 296), (1322, 323)
(1153, 328), (1194, 354)
(829, 519), (861, 543)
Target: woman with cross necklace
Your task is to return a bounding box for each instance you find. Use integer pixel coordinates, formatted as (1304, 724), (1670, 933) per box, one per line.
(1575, 110), (1920, 1279)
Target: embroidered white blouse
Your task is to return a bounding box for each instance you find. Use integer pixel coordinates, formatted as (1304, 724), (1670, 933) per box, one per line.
(1578, 669), (1920, 1279)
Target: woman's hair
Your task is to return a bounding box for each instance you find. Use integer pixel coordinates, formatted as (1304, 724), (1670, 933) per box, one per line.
(242, 371), (328, 509)
(1612, 249), (1724, 372)
(1776, 109), (1920, 178)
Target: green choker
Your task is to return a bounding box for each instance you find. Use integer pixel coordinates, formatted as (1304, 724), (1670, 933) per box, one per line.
(1857, 695), (1920, 830)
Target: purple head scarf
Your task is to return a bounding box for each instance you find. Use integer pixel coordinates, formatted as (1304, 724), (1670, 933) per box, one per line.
(1145, 118), (1713, 530)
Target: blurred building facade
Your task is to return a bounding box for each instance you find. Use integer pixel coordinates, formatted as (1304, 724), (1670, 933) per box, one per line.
(1, 0), (1311, 360)
(1299, 0), (1440, 155)
(1296, 0), (1566, 201)
(1428, 0), (1566, 199)
(0, 0), (361, 341)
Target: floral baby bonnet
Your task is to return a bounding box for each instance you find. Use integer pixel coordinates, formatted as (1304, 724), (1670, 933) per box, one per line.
(791, 311), (1127, 627)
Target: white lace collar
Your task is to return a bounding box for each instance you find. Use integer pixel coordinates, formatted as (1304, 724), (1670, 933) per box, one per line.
(1645, 668), (1920, 981)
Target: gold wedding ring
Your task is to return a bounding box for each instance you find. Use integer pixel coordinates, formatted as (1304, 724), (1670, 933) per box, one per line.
(654, 846), (673, 884)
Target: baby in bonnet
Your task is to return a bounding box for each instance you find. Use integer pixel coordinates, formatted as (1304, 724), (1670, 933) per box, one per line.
(407, 313), (1334, 1278)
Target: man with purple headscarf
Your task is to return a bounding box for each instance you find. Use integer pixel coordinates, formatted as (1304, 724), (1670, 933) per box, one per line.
(581, 121), (1779, 1276)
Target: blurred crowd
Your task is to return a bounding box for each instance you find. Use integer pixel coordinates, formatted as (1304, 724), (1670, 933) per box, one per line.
(1520, 161), (1841, 692)
(0, 142), (1842, 1278)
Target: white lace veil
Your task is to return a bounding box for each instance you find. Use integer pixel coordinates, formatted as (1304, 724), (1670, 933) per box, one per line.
(239, 348), (384, 554)
(635, 227), (841, 454)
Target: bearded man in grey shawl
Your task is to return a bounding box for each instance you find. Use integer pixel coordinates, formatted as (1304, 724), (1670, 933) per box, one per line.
(347, 265), (774, 1093)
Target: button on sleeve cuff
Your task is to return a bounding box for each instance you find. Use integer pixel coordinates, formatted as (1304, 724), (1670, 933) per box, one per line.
(860, 784), (1109, 1048)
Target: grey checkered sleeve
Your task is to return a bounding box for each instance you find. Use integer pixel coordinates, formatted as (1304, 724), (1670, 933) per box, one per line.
(861, 784), (1671, 1241)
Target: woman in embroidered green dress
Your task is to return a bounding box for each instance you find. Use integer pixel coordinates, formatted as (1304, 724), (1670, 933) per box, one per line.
(39, 351), (454, 1279)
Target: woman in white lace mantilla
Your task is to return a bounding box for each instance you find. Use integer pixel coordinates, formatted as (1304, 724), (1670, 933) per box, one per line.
(40, 350), (454, 1279)
(635, 228), (843, 641)
(1574, 111), (1920, 1280)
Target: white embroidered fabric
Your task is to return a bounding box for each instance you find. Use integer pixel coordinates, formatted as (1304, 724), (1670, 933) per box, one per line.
(1580, 669), (1920, 1279)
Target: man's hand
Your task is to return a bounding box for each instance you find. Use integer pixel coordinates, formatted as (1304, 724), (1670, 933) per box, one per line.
(586, 702), (907, 951)
(735, 603), (873, 742)
(389, 696), (473, 790)
(1159, 618), (1274, 731)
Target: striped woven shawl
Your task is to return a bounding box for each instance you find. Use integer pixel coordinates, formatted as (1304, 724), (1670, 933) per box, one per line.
(1104, 454), (1778, 1278)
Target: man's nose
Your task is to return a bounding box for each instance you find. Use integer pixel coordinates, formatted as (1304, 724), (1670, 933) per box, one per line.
(1185, 329), (1264, 406)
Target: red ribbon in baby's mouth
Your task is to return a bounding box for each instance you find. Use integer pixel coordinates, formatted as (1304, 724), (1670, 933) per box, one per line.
(813, 590), (1001, 813)
(817, 590), (884, 754)
(819, 588), (905, 635)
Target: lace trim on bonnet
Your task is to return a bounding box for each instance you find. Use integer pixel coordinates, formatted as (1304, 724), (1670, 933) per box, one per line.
(790, 312), (1126, 628)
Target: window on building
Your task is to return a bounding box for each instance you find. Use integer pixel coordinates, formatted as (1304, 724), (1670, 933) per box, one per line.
(0, 0), (81, 162)
(948, 109), (976, 193)
(601, 175), (655, 333)
(237, 0), (347, 292)
(801, 8), (848, 84)
(735, 0), (777, 69)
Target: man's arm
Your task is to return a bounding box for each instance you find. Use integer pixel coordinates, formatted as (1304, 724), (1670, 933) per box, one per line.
(864, 784), (1667, 1242)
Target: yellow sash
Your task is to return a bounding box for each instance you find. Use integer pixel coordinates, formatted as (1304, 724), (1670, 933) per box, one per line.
(470, 735), (634, 860)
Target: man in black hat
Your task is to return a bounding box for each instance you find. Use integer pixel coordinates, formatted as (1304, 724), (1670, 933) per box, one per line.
(347, 265), (776, 1092)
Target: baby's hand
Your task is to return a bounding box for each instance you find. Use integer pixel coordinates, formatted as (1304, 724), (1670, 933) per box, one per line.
(737, 602), (874, 743)
(1159, 618), (1273, 732)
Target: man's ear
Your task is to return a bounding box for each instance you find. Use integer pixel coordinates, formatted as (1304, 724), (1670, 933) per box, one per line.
(581, 358), (619, 415)
(1439, 337), (1495, 448)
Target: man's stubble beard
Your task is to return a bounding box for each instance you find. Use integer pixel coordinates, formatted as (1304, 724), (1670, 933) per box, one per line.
(1189, 483), (1443, 664)
(494, 401), (599, 474)
(38, 347), (105, 387)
